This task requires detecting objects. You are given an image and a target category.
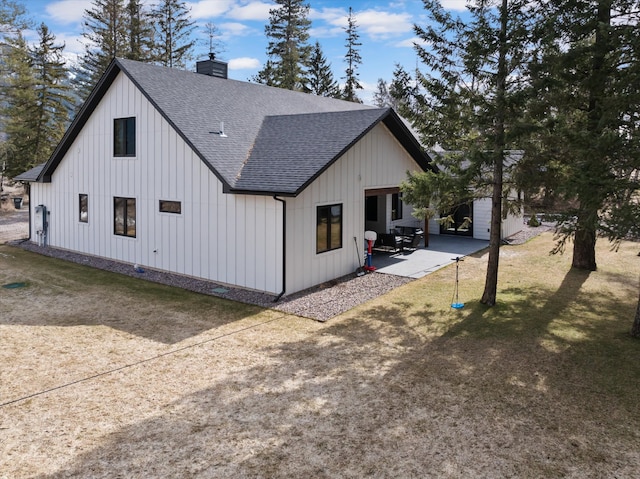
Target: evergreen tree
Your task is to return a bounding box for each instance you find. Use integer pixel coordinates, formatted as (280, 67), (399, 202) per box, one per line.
(126, 0), (153, 61)
(0, 0), (28, 95)
(251, 59), (278, 86)
(405, 0), (534, 306)
(1, 33), (38, 179)
(255, 0), (311, 90)
(29, 23), (73, 166)
(527, 0), (640, 272)
(342, 6), (362, 102)
(306, 41), (340, 97)
(373, 78), (391, 108)
(79, 0), (128, 97)
(150, 0), (196, 68)
(389, 64), (416, 119)
(0, 0), (26, 40)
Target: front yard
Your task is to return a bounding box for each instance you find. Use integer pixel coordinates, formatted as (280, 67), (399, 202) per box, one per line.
(1, 233), (639, 478)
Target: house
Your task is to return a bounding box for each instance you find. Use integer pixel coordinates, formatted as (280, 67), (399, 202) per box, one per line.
(426, 150), (524, 241)
(16, 57), (433, 296)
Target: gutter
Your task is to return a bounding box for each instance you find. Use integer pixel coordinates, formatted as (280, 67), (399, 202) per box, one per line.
(273, 195), (286, 302)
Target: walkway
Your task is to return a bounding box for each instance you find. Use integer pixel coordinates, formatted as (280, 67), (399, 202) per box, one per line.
(372, 234), (489, 279)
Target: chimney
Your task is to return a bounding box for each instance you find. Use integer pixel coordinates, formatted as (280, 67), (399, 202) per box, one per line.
(196, 53), (228, 79)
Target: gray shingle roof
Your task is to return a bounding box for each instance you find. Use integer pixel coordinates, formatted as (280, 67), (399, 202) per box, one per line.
(14, 163), (45, 182)
(235, 109), (391, 194)
(35, 58), (432, 195)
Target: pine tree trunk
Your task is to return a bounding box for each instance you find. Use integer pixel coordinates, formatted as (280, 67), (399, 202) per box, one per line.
(632, 282), (640, 338)
(481, 180), (503, 306)
(570, 2), (610, 273)
(480, 0), (508, 306)
(572, 224), (597, 271)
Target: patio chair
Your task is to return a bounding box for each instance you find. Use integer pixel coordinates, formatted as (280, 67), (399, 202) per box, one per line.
(402, 233), (423, 251)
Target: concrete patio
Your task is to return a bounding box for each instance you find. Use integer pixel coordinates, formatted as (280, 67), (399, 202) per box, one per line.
(371, 234), (489, 279)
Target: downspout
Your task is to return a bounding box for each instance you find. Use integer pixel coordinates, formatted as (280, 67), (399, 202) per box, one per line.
(273, 195), (286, 302)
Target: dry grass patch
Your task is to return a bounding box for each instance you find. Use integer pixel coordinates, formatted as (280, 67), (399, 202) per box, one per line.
(1, 234), (640, 478)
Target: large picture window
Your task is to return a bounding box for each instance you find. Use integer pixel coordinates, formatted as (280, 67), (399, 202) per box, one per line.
(79, 194), (88, 223)
(114, 197), (136, 237)
(316, 204), (342, 254)
(114, 117), (136, 157)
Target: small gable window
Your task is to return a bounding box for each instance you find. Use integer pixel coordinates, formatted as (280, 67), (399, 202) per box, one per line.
(317, 204), (342, 254)
(159, 200), (181, 214)
(79, 194), (88, 223)
(114, 117), (136, 157)
(114, 197), (136, 237)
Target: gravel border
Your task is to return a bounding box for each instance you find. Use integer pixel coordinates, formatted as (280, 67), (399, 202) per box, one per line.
(12, 241), (411, 322)
(10, 224), (549, 322)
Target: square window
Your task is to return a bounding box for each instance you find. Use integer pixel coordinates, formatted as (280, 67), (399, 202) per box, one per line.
(316, 204), (342, 254)
(159, 200), (181, 214)
(114, 117), (136, 157)
(114, 197), (136, 237)
(79, 194), (88, 223)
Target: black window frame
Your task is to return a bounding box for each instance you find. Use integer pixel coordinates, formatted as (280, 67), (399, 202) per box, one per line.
(114, 196), (136, 238)
(159, 200), (182, 214)
(316, 203), (343, 254)
(79, 193), (88, 223)
(391, 192), (403, 221)
(114, 117), (136, 157)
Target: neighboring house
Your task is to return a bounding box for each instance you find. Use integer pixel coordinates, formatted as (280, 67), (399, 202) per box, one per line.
(426, 150), (524, 241)
(16, 58), (432, 296)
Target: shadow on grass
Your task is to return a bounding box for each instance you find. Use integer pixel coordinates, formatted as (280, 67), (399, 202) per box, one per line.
(0, 246), (265, 344)
(30, 278), (640, 478)
(9, 235), (640, 477)
(442, 268), (592, 339)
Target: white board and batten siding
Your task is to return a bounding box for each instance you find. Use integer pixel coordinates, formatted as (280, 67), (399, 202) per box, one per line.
(286, 122), (423, 293)
(428, 196), (523, 241)
(29, 72), (283, 294)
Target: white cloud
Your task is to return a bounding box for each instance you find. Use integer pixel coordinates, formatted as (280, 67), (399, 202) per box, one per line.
(311, 7), (412, 40)
(228, 57), (260, 70)
(227, 1), (272, 21)
(309, 25), (343, 39)
(357, 10), (413, 38)
(310, 7), (347, 24)
(45, 0), (92, 24)
(219, 22), (252, 36)
(394, 36), (429, 48)
(186, 0), (234, 20)
(441, 0), (470, 11)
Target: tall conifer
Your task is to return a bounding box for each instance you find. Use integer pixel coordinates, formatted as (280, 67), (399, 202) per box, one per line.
(256, 0), (311, 90)
(150, 0), (196, 68)
(29, 23), (73, 165)
(342, 7), (362, 102)
(306, 41), (340, 97)
(404, 0), (534, 306)
(1, 33), (38, 178)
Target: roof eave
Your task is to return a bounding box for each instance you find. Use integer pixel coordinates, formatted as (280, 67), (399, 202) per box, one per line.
(292, 108), (434, 197)
(37, 58), (122, 182)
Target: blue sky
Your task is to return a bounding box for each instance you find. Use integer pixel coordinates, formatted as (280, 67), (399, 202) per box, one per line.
(24, 0), (468, 103)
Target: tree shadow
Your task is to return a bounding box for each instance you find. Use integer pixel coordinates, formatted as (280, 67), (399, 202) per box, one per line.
(28, 272), (640, 478)
(441, 268), (592, 340)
